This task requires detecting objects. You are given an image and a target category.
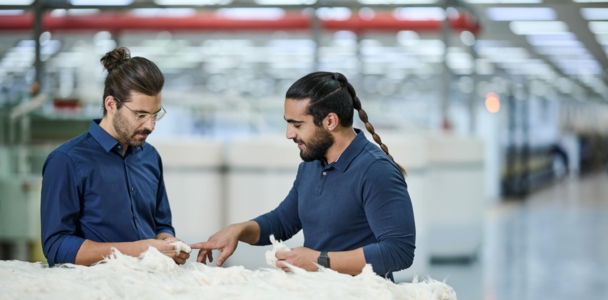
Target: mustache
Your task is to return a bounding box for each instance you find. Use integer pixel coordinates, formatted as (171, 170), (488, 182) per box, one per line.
(293, 139), (303, 144)
(135, 129), (152, 136)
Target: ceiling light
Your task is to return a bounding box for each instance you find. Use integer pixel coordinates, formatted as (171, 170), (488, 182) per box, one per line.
(255, 0), (316, 4)
(0, 10), (24, 15)
(393, 7), (445, 21)
(216, 8), (285, 20)
(70, 0), (133, 5)
(316, 7), (351, 21)
(358, 0), (437, 4)
(154, 0), (232, 5)
(464, 0), (542, 3)
(526, 35), (581, 46)
(0, 0), (34, 4)
(596, 34), (608, 45)
(510, 21), (568, 35)
(589, 22), (608, 34)
(487, 8), (555, 21)
(581, 8), (608, 20)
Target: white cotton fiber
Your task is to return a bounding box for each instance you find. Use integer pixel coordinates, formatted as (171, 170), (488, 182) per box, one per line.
(265, 235), (291, 268)
(0, 243), (457, 300)
(171, 241), (192, 254)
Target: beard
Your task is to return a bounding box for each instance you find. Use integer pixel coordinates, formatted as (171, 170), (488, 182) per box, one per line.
(113, 110), (152, 147)
(295, 126), (334, 162)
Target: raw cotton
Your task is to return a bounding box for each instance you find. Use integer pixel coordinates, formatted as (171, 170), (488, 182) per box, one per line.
(0, 242), (456, 300)
(265, 235), (291, 268)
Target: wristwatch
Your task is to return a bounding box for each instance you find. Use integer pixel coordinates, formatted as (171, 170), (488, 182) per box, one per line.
(318, 251), (330, 268)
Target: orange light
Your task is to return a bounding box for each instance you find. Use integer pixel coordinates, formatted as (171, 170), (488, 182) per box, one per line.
(485, 92), (500, 113)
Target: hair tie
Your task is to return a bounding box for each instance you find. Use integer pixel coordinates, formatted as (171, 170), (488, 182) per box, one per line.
(333, 72), (346, 87)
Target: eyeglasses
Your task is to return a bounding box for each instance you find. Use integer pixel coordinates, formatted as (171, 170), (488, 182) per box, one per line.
(114, 97), (166, 123)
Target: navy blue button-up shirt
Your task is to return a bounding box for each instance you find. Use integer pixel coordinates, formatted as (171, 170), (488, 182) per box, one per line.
(41, 119), (175, 266)
(254, 129), (416, 279)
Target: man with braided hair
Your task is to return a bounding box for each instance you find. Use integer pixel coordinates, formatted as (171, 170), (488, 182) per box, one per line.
(191, 72), (415, 281)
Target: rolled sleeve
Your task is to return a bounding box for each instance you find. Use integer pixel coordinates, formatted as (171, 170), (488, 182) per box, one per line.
(361, 160), (416, 276)
(41, 151), (85, 266)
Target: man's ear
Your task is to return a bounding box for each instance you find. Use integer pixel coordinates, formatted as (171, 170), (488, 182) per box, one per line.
(104, 96), (116, 114)
(325, 113), (339, 131)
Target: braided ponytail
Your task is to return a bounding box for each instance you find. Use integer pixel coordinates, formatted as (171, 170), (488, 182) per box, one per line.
(336, 74), (407, 175)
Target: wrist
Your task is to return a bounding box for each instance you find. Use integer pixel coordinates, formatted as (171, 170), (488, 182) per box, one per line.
(318, 251), (330, 268)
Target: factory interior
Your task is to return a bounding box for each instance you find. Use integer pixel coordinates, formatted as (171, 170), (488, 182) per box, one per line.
(1, 0), (608, 299)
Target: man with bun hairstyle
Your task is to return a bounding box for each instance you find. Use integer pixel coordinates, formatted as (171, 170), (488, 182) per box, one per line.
(41, 47), (189, 266)
(191, 72), (415, 281)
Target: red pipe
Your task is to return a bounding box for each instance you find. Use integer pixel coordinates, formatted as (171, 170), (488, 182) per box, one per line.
(0, 12), (480, 34)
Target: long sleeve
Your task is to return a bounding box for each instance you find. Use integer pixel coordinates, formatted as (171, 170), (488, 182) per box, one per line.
(253, 169), (303, 245)
(153, 154), (175, 236)
(40, 151), (85, 266)
(360, 160), (416, 276)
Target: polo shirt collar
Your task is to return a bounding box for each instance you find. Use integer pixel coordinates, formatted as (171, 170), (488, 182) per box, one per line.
(331, 128), (368, 172)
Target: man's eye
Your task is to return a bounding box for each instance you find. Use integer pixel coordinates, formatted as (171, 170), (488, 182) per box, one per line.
(294, 125), (300, 129)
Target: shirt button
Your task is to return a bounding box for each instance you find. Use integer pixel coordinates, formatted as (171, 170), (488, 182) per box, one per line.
(323, 172), (327, 176)
(131, 187), (134, 191)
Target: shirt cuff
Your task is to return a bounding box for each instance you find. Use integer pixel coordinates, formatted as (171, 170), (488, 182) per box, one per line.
(156, 228), (175, 237)
(54, 235), (85, 266)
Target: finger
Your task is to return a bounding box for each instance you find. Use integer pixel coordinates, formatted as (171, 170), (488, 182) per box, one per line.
(275, 251), (289, 260)
(178, 252), (190, 260)
(216, 247), (234, 267)
(281, 267), (290, 272)
(206, 251), (213, 263)
(197, 250), (209, 263)
(174, 257), (186, 265)
(189, 242), (216, 250)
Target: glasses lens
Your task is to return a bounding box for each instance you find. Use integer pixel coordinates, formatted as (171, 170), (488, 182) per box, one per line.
(155, 108), (166, 122)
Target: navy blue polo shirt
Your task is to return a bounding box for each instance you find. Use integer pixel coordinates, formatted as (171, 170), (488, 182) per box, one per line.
(254, 129), (416, 279)
(40, 119), (174, 266)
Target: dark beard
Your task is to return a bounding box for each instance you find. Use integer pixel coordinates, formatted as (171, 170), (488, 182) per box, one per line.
(296, 126), (334, 162)
(113, 110), (151, 147)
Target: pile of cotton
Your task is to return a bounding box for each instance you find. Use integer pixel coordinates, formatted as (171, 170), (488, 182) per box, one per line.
(0, 240), (456, 300)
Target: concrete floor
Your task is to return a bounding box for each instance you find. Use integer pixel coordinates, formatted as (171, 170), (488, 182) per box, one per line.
(424, 172), (608, 300)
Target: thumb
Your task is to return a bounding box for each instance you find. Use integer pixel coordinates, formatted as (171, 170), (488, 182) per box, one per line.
(216, 246), (235, 267)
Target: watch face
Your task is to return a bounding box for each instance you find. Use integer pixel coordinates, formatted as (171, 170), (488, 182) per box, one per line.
(318, 256), (330, 268)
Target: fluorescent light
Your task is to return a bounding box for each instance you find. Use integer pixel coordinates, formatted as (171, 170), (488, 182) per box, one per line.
(70, 0), (133, 5)
(596, 34), (608, 45)
(216, 8), (285, 20)
(573, 0), (608, 2)
(0, 10), (24, 15)
(0, 0), (33, 4)
(130, 8), (196, 17)
(509, 21), (568, 35)
(465, 0), (542, 3)
(255, 0), (316, 4)
(526, 35), (581, 46)
(589, 22), (608, 34)
(358, 0), (437, 3)
(316, 7), (351, 21)
(581, 8), (608, 20)
(154, 0), (232, 5)
(393, 7), (445, 21)
(534, 46), (589, 56)
(487, 7), (555, 21)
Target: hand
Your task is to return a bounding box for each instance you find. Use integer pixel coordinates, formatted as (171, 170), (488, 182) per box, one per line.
(137, 239), (190, 265)
(275, 246), (320, 272)
(190, 225), (242, 267)
(160, 236), (191, 265)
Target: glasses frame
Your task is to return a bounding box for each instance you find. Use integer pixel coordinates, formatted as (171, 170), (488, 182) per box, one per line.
(113, 97), (166, 123)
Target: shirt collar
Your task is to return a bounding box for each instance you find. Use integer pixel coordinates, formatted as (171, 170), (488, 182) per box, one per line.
(88, 119), (144, 153)
(330, 128), (368, 172)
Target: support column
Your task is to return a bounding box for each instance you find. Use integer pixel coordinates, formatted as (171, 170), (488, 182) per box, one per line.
(33, 0), (43, 92)
(440, 0), (451, 130)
